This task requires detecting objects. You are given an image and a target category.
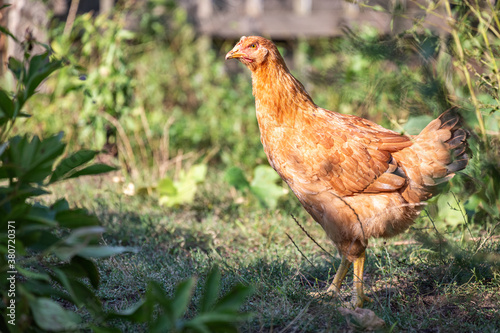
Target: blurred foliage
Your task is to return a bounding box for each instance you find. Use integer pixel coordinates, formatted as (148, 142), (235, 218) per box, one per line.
(225, 165), (289, 209)
(0, 31), (124, 332)
(109, 266), (253, 333)
(25, 0), (261, 186)
(0, 19), (252, 332)
(157, 163), (207, 207)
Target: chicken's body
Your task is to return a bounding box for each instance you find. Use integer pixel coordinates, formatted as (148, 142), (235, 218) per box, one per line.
(226, 36), (469, 307)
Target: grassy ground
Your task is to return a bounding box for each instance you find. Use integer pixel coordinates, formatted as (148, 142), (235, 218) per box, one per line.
(51, 173), (500, 333)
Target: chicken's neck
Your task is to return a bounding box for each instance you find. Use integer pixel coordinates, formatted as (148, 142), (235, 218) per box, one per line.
(251, 56), (316, 127)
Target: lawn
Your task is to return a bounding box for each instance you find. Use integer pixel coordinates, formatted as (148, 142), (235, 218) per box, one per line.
(55, 175), (500, 332)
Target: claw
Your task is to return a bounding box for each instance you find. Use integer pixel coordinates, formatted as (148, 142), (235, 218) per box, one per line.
(353, 294), (373, 308)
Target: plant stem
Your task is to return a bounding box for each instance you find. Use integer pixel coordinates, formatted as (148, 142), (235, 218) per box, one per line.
(64, 0), (80, 36)
(444, 0), (487, 143)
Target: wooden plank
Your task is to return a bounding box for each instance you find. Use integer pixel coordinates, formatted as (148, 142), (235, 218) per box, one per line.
(193, 0), (449, 38)
(198, 11), (393, 38)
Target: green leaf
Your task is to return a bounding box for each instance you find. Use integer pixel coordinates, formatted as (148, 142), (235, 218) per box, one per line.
(159, 179), (196, 207)
(16, 266), (51, 282)
(25, 52), (64, 100)
(172, 278), (196, 319)
(23, 279), (69, 300)
(113, 298), (152, 322)
(6, 133), (66, 183)
(7, 57), (23, 81)
(213, 284), (253, 312)
(225, 167), (250, 190)
(0, 22), (17, 42)
(0, 184), (49, 203)
(150, 316), (175, 333)
(187, 163), (207, 182)
(109, 281), (160, 323)
(57, 256), (101, 289)
(66, 163), (117, 178)
(371, 5), (386, 12)
(69, 279), (103, 313)
(149, 281), (172, 309)
(29, 230), (60, 252)
(18, 112), (31, 118)
(77, 245), (137, 259)
(30, 298), (81, 331)
(158, 164), (207, 206)
(52, 268), (78, 303)
(0, 89), (14, 118)
(158, 177), (177, 196)
(49, 149), (99, 183)
(251, 165), (280, 184)
(56, 208), (101, 228)
(51, 198), (70, 212)
(186, 312), (252, 329)
(52, 268), (103, 314)
(200, 266), (221, 313)
(170, 178), (198, 205)
(250, 165), (287, 209)
(24, 205), (58, 226)
(63, 226), (105, 245)
(72, 256), (101, 289)
(53, 226), (108, 261)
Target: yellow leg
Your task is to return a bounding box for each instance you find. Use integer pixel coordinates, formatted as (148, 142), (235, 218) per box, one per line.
(326, 255), (352, 294)
(352, 251), (372, 307)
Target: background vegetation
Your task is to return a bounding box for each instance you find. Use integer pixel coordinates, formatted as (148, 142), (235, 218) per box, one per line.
(1, 0), (499, 331)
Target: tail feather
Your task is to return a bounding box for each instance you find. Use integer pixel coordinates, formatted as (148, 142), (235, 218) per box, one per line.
(439, 112), (460, 131)
(396, 108), (470, 204)
(447, 157), (469, 173)
(446, 128), (468, 149)
(438, 109), (470, 174)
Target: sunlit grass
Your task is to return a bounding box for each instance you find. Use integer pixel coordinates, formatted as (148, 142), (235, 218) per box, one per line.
(48, 173), (500, 332)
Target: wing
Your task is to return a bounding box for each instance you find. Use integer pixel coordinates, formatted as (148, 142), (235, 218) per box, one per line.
(276, 109), (413, 197)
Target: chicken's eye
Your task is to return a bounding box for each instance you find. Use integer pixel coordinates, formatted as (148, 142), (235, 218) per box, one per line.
(250, 44), (257, 49)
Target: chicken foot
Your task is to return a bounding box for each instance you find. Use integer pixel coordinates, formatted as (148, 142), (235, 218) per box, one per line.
(326, 255), (351, 294)
(323, 251), (372, 308)
(309, 255), (351, 302)
(353, 250), (373, 308)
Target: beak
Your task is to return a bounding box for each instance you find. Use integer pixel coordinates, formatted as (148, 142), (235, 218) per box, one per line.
(225, 48), (245, 60)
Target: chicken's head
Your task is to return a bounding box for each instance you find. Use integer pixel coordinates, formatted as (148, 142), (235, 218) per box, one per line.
(225, 36), (274, 70)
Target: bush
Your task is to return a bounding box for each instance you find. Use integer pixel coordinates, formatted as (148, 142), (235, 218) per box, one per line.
(28, 0), (262, 185)
(0, 30), (123, 332)
(0, 21), (252, 332)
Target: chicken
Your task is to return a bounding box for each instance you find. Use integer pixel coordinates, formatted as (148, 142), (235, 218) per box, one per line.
(225, 36), (469, 307)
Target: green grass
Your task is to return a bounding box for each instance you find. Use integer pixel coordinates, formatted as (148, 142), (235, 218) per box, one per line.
(51, 174), (499, 332)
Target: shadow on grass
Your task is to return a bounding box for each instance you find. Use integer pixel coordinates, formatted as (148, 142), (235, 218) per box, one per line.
(91, 206), (499, 332)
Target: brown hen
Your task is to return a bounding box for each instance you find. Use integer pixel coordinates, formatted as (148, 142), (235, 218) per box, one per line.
(225, 36), (469, 307)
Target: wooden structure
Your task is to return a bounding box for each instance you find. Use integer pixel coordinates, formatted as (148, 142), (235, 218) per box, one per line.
(0, 0), (111, 69)
(0, 0), (449, 69)
(190, 0), (448, 38)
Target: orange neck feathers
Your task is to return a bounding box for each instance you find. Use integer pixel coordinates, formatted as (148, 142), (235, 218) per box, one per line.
(249, 51), (316, 126)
